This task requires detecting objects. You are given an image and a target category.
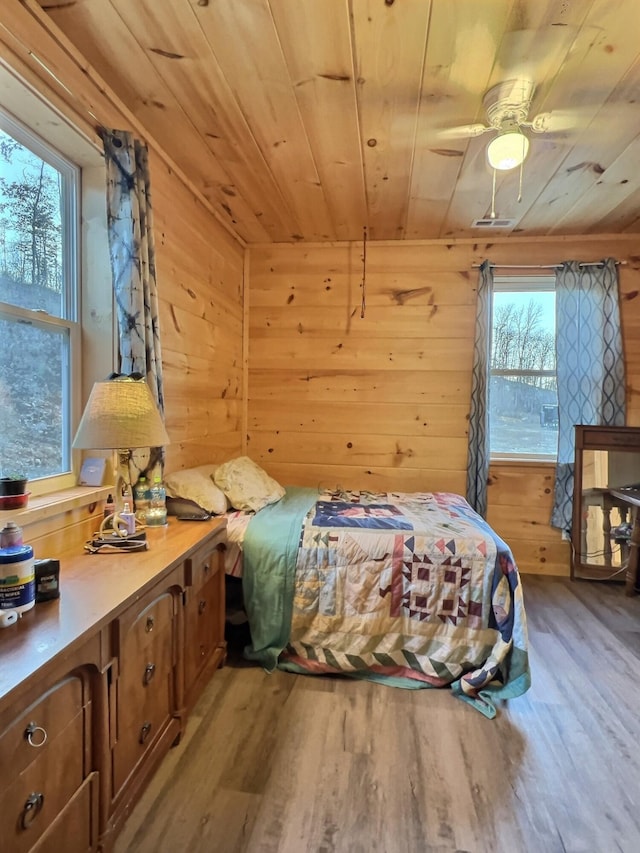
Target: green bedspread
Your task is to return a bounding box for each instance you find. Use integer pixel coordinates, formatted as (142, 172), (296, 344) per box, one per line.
(242, 487), (318, 671)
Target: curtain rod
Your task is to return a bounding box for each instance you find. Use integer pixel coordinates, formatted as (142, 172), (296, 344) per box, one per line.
(471, 261), (626, 269)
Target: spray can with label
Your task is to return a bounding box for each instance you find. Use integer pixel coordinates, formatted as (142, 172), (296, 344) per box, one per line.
(0, 520), (23, 548)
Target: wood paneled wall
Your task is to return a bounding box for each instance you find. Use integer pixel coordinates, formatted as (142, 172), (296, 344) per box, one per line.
(0, 0), (245, 476)
(154, 159), (245, 472)
(247, 236), (640, 576)
(0, 1), (244, 554)
(3, 2), (640, 578)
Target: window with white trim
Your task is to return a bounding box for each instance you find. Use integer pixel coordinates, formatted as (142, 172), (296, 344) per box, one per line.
(0, 109), (80, 485)
(490, 276), (558, 460)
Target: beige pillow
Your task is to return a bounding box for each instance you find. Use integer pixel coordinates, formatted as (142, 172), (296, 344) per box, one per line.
(214, 456), (284, 512)
(164, 465), (229, 515)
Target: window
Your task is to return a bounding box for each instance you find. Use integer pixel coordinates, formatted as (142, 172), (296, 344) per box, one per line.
(0, 108), (79, 484)
(489, 276), (557, 460)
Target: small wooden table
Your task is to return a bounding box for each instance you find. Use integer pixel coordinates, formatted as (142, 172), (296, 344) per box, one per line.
(581, 487), (631, 567)
(608, 487), (640, 595)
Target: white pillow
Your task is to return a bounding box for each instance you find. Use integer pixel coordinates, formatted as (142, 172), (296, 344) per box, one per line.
(213, 456), (284, 512)
(164, 465), (229, 515)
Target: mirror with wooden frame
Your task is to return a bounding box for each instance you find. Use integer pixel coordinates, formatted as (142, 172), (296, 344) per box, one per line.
(572, 425), (640, 588)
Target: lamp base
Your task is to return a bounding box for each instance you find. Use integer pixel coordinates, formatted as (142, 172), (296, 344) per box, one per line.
(115, 449), (133, 513)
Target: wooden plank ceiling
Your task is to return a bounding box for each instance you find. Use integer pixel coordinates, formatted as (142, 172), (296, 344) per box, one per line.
(36, 0), (640, 244)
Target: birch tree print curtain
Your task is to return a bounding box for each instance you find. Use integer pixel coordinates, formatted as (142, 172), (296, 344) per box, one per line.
(101, 129), (166, 479)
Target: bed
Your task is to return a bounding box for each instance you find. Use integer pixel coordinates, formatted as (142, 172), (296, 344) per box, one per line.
(223, 484), (530, 719)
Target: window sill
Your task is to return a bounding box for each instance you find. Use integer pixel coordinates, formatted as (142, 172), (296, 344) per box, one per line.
(490, 457), (556, 467)
(0, 485), (113, 527)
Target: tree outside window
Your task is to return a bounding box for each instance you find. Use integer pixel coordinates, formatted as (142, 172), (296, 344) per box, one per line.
(489, 278), (557, 459)
(0, 114), (78, 481)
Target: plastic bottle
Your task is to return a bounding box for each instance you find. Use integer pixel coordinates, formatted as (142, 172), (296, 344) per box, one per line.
(120, 501), (136, 535)
(104, 494), (115, 519)
(146, 476), (167, 526)
(121, 482), (133, 506)
(133, 476), (151, 522)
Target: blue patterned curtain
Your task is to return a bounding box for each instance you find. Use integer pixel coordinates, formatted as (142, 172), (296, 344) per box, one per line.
(466, 260), (493, 517)
(551, 259), (625, 530)
(101, 129), (166, 479)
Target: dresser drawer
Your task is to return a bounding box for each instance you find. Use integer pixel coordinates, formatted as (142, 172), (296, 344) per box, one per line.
(0, 675), (85, 792)
(184, 542), (222, 592)
(31, 772), (98, 853)
(0, 706), (87, 853)
(113, 591), (175, 661)
(112, 591), (179, 796)
(184, 571), (225, 691)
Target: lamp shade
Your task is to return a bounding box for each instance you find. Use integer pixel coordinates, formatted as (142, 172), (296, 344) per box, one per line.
(486, 130), (529, 171)
(73, 376), (170, 450)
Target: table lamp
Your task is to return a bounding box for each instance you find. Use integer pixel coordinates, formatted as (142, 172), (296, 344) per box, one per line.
(72, 374), (170, 512)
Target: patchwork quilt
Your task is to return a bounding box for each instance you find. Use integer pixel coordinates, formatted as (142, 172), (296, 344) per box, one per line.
(242, 487), (530, 718)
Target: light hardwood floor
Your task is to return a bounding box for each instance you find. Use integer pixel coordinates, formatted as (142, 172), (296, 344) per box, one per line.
(114, 577), (640, 853)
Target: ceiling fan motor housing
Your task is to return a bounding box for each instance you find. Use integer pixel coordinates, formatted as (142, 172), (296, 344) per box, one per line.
(483, 78), (535, 130)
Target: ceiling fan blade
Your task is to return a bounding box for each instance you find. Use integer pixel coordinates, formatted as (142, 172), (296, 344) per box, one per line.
(527, 105), (598, 134)
(527, 112), (572, 133)
(491, 26), (580, 90)
(437, 123), (492, 140)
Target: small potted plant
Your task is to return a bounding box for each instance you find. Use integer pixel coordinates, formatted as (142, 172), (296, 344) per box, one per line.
(0, 473), (29, 497)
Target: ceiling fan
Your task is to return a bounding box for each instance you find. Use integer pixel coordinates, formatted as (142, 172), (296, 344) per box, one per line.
(440, 78), (562, 171)
(438, 77), (571, 220)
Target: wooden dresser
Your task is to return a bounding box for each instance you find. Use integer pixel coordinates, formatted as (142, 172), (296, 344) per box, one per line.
(0, 517), (227, 853)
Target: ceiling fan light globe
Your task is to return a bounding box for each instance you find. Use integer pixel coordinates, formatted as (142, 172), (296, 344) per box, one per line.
(486, 131), (529, 170)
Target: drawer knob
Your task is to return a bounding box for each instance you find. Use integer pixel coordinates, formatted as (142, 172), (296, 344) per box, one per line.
(139, 722), (152, 744)
(143, 663), (156, 685)
(198, 599), (207, 615)
(24, 722), (48, 748)
(145, 616), (155, 633)
(203, 562), (210, 574)
(20, 792), (45, 830)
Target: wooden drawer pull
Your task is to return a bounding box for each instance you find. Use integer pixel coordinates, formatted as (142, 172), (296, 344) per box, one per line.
(145, 616), (155, 633)
(198, 599), (207, 614)
(20, 792), (45, 830)
(203, 562), (210, 574)
(139, 722), (152, 744)
(143, 663), (156, 685)
(24, 722), (48, 748)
